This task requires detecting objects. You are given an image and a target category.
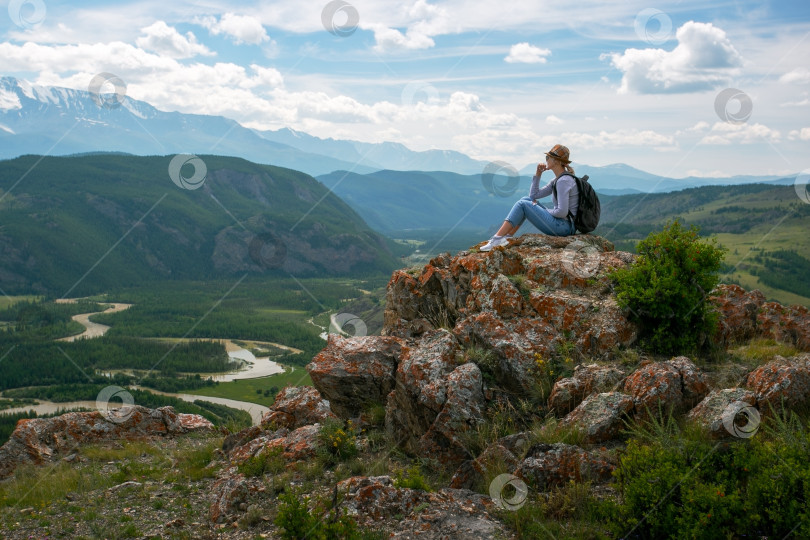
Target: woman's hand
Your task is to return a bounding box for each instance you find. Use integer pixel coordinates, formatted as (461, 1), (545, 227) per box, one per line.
(536, 163), (547, 176)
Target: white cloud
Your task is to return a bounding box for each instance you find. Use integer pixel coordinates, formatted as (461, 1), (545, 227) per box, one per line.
(505, 43), (551, 64)
(699, 122), (780, 145)
(546, 115), (564, 125)
(370, 24), (435, 52)
(788, 128), (810, 141)
(561, 129), (675, 148)
(780, 68), (810, 85)
(677, 121), (711, 135)
(196, 13), (270, 45)
(136, 21), (213, 59)
(607, 21), (743, 94)
(781, 98), (810, 107)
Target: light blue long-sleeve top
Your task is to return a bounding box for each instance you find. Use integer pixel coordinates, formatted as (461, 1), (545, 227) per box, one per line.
(530, 173), (579, 220)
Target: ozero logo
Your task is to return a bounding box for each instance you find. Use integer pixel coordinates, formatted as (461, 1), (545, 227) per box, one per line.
(489, 473), (528, 511)
(321, 0), (359, 37)
(88, 72), (127, 110)
(481, 161), (520, 198)
(721, 401), (760, 439)
(168, 154), (207, 190)
(8, 0), (47, 29)
(96, 385), (136, 424)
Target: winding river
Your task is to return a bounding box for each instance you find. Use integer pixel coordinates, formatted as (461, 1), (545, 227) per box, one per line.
(0, 300), (311, 425)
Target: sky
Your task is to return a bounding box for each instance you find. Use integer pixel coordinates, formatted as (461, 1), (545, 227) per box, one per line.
(1, 0), (809, 178)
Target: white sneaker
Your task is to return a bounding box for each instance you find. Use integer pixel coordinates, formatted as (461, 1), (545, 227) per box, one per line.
(480, 235), (509, 252)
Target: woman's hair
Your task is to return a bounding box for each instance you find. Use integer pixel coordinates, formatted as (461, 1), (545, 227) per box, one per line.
(548, 155), (575, 175)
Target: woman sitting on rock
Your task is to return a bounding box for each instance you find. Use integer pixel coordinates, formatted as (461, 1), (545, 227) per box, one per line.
(480, 144), (578, 252)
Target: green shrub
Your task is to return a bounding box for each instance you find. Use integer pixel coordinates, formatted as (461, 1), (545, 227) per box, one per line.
(237, 446), (285, 477)
(316, 418), (359, 464)
(612, 220), (726, 354)
(393, 465), (433, 492)
(275, 489), (361, 540)
(532, 352), (575, 405)
(607, 430), (810, 539)
(498, 482), (611, 539)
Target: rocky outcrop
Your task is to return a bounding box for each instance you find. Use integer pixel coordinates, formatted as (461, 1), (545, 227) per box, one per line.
(687, 388), (758, 438)
(209, 473), (249, 524)
(623, 357), (709, 418)
(745, 354), (810, 412)
(226, 424), (320, 465)
(449, 432), (530, 490)
(307, 335), (403, 418)
(548, 363), (625, 415)
(515, 443), (615, 492)
(304, 234), (810, 468)
(711, 284), (810, 350)
(0, 406), (212, 479)
(338, 475), (511, 539)
(386, 330), (486, 467)
(384, 235), (638, 394)
(259, 385), (337, 430)
(560, 392), (634, 444)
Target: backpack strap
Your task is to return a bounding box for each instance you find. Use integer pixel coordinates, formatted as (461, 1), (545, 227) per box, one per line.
(551, 173), (578, 227)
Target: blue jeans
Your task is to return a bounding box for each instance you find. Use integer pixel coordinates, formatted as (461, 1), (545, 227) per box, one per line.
(505, 197), (575, 236)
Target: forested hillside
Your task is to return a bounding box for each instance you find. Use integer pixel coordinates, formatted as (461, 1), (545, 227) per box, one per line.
(597, 184), (810, 307)
(0, 154), (402, 295)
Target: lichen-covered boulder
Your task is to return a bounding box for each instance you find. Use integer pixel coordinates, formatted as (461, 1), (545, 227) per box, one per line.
(227, 424), (320, 465)
(449, 432), (531, 490)
(548, 363), (625, 415)
(260, 385), (336, 430)
(384, 234), (638, 362)
(756, 304), (810, 351)
(623, 357), (709, 418)
(514, 443), (615, 491)
(710, 284), (766, 345)
(338, 476), (510, 540)
(384, 329), (460, 454)
(414, 362), (487, 467)
(0, 406), (212, 479)
(307, 335), (404, 418)
(710, 284), (810, 350)
(560, 392), (634, 444)
(208, 473), (248, 523)
(745, 354), (810, 412)
(454, 310), (554, 394)
(687, 388), (758, 438)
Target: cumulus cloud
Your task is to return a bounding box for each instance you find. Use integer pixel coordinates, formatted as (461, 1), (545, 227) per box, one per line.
(788, 128), (810, 141)
(136, 21), (213, 59)
(546, 115), (564, 125)
(196, 13), (270, 45)
(606, 21), (743, 94)
(780, 68), (810, 85)
(699, 122), (780, 145)
(370, 24), (435, 52)
(505, 43), (551, 64)
(562, 129), (675, 148)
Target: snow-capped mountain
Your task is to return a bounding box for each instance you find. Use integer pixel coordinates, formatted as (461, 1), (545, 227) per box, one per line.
(0, 76), (375, 176)
(0, 77), (791, 190)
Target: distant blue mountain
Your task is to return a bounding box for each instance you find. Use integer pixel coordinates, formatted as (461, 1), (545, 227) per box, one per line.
(0, 77), (374, 176)
(253, 128), (490, 175)
(519, 162), (786, 194)
(0, 76), (792, 191)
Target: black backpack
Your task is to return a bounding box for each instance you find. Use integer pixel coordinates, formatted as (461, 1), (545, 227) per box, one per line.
(552, 174), (601, 234)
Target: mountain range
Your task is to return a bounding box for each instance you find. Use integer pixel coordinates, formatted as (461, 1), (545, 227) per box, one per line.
(0, 154), (399, 295)
(0, 77), (794, 194)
